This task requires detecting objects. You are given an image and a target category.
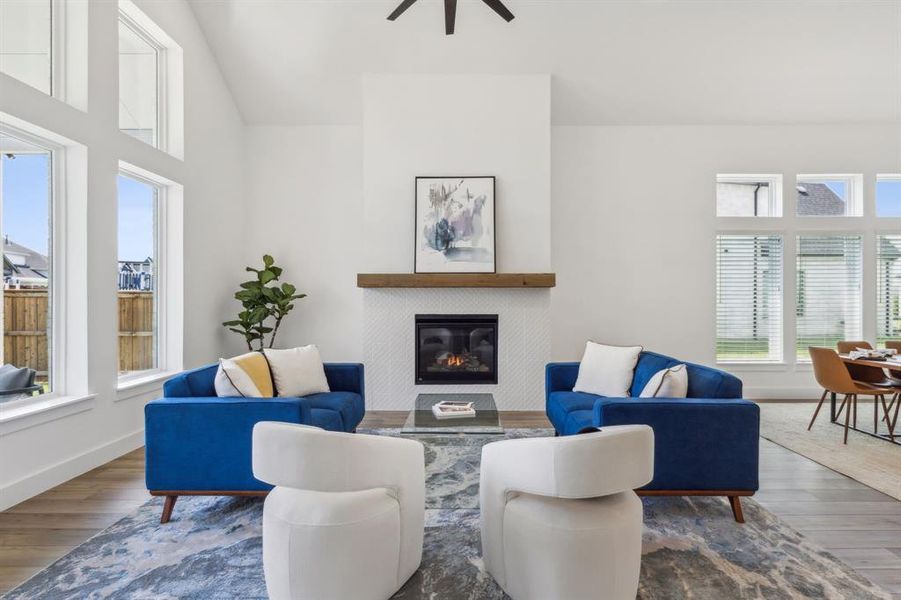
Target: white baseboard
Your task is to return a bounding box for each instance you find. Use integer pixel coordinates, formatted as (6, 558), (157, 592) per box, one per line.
(0, 428), (145, 512)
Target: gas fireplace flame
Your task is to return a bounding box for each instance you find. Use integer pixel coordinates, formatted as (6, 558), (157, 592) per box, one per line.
(447, 355), (465, 367)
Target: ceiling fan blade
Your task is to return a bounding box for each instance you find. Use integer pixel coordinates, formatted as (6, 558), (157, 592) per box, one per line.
(481, 0), (515, 22)
(387, 0), (420, 21)
(445, 0), (457, 35)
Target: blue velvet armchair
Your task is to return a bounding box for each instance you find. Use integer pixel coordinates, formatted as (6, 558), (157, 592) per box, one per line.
(145, 362), (364, 523)
(546, 351), (759, 522)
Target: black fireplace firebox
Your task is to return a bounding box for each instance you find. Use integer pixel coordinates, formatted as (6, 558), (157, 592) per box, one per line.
(415, 314), (498, 385)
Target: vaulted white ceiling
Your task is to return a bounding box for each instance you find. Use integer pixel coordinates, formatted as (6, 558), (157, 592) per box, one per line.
(188, 0), (901, 126)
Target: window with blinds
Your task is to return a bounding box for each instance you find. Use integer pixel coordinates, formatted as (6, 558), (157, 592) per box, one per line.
(796, 236), (862, 360)
(716, 235), (783, 362)
(877, 234), (901, 343)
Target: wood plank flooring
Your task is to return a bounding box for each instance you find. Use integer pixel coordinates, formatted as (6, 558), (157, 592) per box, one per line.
(1, 411), (899, 598)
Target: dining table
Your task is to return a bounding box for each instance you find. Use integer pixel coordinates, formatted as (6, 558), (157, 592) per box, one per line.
(834, 354), (901, 444)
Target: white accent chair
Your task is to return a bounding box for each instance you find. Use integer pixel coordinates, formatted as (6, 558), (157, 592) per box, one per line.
(252, 422), (425, 600)
(480, 425), (655, 600)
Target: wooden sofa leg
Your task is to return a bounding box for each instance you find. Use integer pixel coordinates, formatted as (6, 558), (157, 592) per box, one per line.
(160, 495), (178, 524)
(727, 496), (744, 523)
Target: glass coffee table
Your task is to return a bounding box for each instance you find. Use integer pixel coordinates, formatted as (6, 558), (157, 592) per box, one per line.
(401, 393), (503, 434)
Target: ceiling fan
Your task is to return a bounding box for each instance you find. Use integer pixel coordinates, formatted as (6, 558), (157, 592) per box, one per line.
(387, 0), (515, 35)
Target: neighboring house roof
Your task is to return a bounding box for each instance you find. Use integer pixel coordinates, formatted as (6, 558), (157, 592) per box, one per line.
(797, 182), (845, 216)
(119, 258), (153, 273)
(3, 238), (49, 281)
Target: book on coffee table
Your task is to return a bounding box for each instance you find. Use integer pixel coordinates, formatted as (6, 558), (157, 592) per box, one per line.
(431, 400), (476, 419)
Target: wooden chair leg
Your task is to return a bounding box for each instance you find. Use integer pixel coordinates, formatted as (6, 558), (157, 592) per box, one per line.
(852, 393), (858, 428)
(843, 395), (856, 444)
(160, 495), (178, 524)
(728, 496), (745, 523)
(807, 390), (829, 430)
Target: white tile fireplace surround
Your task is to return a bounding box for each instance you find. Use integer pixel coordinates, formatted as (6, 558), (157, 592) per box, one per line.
(363, 289), (551, 410)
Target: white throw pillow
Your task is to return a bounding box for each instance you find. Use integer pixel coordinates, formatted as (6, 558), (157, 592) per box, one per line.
(572, 342), (643, 397)
(214, 364), (241, 397)
(264, 345), (331, 397)
(639, 364), (688, 398)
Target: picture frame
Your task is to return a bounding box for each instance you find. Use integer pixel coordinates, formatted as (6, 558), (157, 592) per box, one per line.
(414, 176), (496, 274)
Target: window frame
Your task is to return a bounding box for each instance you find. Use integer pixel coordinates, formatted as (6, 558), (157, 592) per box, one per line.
(0, 0), (87, 110)
(716, 174), (783, 218)
(715, 233), (785, 364)
(796, 173), (864, 218)
(794, 233), (864, 362)
(876, 233), (901, 344)
(116, 166), (167, 385)
(117, 7), (167, 151)
(0, 123), (68, 407)
(715, 172), (889, 369)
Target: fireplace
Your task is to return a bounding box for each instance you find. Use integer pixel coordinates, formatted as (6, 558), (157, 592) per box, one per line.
(415, 314), (498, 385)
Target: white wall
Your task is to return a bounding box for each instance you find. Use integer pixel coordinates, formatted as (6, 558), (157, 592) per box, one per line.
(0, 0), (245, 510)
(243, 125), (363, 361)
(362, 74), (551, 273)
(551, 124), (901, 398)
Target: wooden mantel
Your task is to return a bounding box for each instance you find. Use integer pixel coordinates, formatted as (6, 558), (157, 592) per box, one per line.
(356, 273), (556, 289)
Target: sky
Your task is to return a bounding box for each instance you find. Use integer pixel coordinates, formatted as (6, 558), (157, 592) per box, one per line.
(116, 174), (155, 261)
(877, 180), (901, 217)
(2, 154), (50, 255)
(818, 179), (901, 216)
(1, 155), (155, 261)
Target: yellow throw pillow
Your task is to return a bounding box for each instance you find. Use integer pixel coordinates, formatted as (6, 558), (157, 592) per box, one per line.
(214, 351), (274, 397)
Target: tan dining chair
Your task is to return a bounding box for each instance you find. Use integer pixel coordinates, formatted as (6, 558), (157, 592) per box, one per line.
(808, 347), (896, 444)
(837, 341), (901, 429)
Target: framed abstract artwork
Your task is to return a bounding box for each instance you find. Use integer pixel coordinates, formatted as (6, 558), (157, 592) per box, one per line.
(414, 176), (496, 274)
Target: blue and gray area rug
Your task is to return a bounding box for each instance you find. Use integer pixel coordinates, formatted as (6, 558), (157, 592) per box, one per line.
(5, 429), (889, 599)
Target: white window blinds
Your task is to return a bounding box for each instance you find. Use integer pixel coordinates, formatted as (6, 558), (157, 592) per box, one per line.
(716, 235), (783, 362)
(877, 234), (901, 343)
(796, 236), (862, 359)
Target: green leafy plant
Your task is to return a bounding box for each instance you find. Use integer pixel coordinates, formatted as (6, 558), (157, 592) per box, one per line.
(223, 255), (307, 351)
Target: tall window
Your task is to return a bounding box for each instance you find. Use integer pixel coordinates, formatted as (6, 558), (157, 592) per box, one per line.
(0, 130), (53, 398)
(877, 235), (901, 344)
(716, 175), (782, 217)
(119, 13), (161, 147)
(716, 235), (783, 362)
(796, 175), (863, 217)
(0, 0), (52, 94)
(796, 236), (862, 359)
(876, 175), (901, 218)
(117, 173), (160, 378)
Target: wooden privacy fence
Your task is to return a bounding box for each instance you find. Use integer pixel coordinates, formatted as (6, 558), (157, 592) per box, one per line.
(118, 291), (155, 373)
(3, 289), (155, 378)
(3, 290), (50, 379)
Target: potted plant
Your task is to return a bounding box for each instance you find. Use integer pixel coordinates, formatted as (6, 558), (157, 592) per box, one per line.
(223, 255), (307, 351)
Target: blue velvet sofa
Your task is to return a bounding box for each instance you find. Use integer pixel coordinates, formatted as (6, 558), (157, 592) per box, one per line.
(546, 351), (758, 522)
(145, 362), (364, 523)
